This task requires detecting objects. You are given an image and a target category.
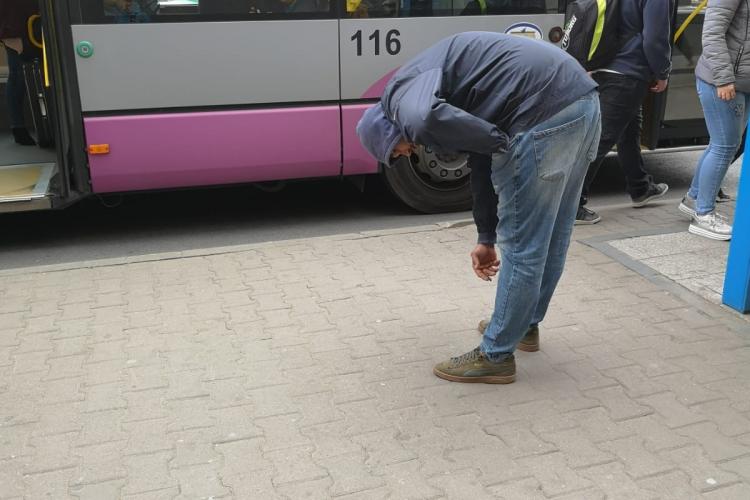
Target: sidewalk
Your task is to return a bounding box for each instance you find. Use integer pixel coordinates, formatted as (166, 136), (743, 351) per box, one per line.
(1, 199), (749, 499)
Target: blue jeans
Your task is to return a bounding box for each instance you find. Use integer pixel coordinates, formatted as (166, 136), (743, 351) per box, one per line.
(481, 92), (601, 361)
(689, 78), (750, 215)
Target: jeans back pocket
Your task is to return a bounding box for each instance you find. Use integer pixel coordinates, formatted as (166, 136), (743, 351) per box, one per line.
(532, 114), (586, 182)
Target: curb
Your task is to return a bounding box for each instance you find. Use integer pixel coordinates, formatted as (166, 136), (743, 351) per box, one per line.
(0, 218), (474, 278)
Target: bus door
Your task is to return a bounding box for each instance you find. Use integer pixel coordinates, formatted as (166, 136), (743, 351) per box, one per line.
(338, 0), (567, 213)
(68, 0), (341, 194)
(0, 0), (83, 214)
(643, 0), (708, 149)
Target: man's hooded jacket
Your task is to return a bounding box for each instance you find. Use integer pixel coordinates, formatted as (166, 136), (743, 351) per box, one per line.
(357, 31), (596, 165)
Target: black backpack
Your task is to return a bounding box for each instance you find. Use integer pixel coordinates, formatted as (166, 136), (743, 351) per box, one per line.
(561, 0), (624, 71)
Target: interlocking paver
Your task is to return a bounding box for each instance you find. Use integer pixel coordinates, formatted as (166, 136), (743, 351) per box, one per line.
(317, 451), (386, 497)
(636, 470), (702, 500)
(2, 216), (749, 498)
(660, 445), (740, 492)
(579, 461), (657, 500)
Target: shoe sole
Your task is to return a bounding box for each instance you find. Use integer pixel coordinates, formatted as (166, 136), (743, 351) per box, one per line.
(632, 185), (669, 208)
(517, 343), (539, 353)
(678, 203), (696, 218)
(477, 323), (539, 352)
(574, 219), (601, 225)
(433, 368), (516, 384)
(688, 224), (731, 241)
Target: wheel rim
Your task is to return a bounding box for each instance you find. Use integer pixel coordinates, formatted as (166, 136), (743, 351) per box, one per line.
(410, 146), (470, 190)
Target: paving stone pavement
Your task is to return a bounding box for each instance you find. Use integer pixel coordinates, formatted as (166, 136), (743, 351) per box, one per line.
(1, 199), (749, 499)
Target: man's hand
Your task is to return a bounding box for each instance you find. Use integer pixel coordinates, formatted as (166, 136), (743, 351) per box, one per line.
(650, 79), (668, 93)
(717, 83), (736, 101)
(470, 244), (499, 281)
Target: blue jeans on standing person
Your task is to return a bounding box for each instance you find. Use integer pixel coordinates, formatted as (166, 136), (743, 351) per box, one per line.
(481, 91), (601, 361)
(689, 78), (750, 215)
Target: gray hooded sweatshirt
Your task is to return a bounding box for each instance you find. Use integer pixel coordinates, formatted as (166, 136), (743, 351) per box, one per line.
(356, 31), (597, 165)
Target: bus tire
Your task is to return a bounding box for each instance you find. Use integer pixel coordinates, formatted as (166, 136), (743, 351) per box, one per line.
(381, 149), (473, 214)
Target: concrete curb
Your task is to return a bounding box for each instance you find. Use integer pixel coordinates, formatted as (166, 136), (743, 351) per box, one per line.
(0, 218), (474, 278)
(581, 228), (750, 325)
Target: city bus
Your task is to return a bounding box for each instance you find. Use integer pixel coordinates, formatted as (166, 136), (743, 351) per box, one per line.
(0, 0), (708, 214)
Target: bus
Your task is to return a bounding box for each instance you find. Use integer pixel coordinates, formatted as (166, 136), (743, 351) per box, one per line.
(0, 0), (708, 215)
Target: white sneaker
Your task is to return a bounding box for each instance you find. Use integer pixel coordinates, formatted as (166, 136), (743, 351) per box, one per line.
(678, 195), (696, 218)
(689, 211), (732, 241)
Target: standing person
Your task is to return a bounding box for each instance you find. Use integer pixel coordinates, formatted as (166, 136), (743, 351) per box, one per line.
(357, 32), (601, 383)
(575, 0), (673, 225)
(679, 0), (750, 241)
(0, 0), (40, 146)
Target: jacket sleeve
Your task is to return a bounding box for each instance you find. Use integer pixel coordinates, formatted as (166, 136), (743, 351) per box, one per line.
(387, 68), (511, 155)
(642, 0), (674, 80)
(702, 0), (743, 86)
(469, 153), (499, 245)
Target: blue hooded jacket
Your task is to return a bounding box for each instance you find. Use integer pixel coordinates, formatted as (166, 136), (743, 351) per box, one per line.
(605, 0), (673, 81)
(356, 32), (597, 165)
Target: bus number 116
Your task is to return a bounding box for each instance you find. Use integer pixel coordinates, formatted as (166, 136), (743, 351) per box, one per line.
(351, 29), (401, 56)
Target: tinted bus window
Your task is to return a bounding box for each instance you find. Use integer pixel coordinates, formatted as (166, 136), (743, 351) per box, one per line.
(75, 0), (334, 23)
(345, 0), (561, 18)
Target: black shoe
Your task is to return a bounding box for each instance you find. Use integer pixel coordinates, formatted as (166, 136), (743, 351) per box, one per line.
(12, 128), (36, 146)
(716, 188), (731, 203)
(575, 206), (601, 225)
(632, 182), (668, 208)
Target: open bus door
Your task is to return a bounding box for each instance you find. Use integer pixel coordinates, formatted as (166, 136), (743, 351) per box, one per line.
(0, 0), (89, 214)
(642, 0), (708, 150)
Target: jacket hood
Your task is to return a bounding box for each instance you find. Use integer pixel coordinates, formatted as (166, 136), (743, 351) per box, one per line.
(356, 104), (403, 166)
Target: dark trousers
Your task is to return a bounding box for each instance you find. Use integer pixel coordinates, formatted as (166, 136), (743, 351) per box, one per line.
(4, 44), (38, 130)
(580, 72), (652, 206)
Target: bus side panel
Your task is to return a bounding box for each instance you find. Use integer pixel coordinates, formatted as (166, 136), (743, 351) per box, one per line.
(339, 15), (565, 101)
(342, 104), (379, 175)
(71, 21), (339, 112)
(84, 107), (341, 193)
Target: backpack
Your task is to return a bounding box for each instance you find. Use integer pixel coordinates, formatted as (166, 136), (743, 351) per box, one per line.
(561, 0), (623, 71)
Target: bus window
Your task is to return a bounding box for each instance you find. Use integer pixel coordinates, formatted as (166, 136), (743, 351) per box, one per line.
(345, 0), (557, 18)
(77, 0), (331, 21)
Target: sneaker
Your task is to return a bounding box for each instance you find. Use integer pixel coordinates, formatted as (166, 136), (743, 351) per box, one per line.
(433, 347), (515, 384)
(477, 320), (540, 352)
(678, 195), (696, 218)
(632, 182), (669, 207)
(716, 188), (731, 203)
(575, 206), (601, 225)
(689, 211), (732, 241)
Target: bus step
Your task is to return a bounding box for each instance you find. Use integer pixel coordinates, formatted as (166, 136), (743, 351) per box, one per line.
(0, 162), (57, 213)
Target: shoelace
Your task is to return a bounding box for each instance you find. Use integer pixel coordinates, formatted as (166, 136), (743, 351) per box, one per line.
(704, 212), (729, 226)
(450, 347), (482, 366)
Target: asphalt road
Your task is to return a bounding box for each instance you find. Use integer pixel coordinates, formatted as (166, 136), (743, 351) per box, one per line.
(1, 149), (741, 270)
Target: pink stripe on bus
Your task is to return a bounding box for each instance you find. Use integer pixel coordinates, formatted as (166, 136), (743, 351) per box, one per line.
(84, 107), (341, 193)
(361, 68), (398, 99)
(341, 104), (380, 175)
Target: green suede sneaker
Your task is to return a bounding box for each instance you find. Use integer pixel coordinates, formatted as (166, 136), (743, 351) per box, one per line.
(477, 321), (540, 352)
(433, 347), (515, 384)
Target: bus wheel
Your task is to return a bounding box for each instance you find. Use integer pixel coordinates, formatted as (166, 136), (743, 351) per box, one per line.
(382, 145), (472, 214)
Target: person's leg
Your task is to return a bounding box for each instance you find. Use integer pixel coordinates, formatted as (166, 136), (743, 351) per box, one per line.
(694, 79), (744, 216)
(577, 74), (646, 221)
(687, 79), (739, 240)
(532, 94), (601, 325)
(579, 74), (624, 207)
(616, 107), (667, 204)
(482, 93), (599, 358)
(4, 45), (35, 145)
